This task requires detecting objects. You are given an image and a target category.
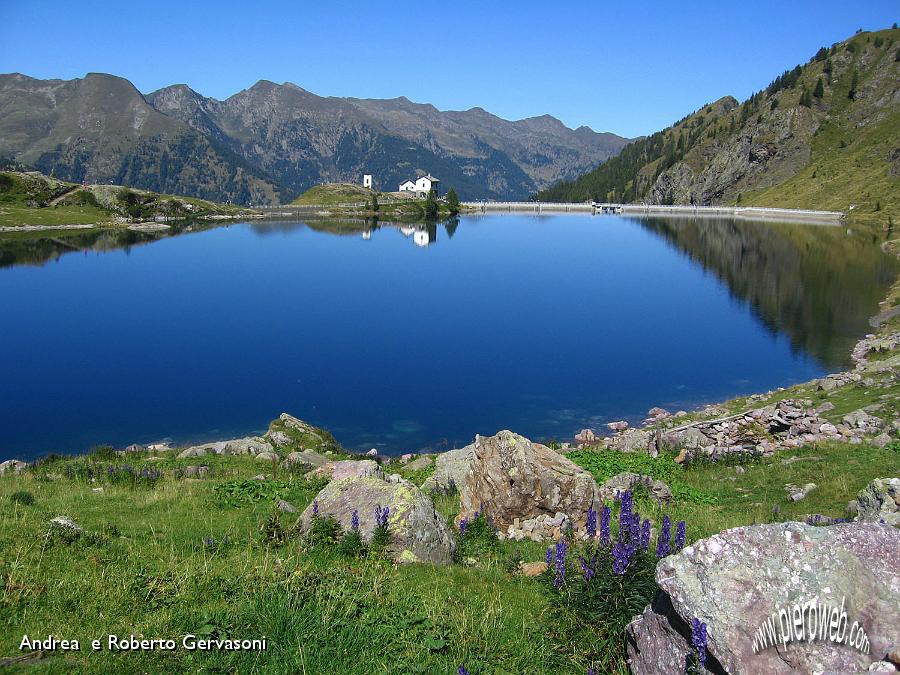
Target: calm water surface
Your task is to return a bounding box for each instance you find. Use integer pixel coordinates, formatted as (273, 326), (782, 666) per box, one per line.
(1, 214), (896, 459)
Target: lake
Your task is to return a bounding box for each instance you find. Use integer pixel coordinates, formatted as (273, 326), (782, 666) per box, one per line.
(1, 214), (896, 460)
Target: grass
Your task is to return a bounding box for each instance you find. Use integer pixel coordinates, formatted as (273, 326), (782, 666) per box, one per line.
(291, 183), (375, 206)
(1, 430), (895, 673)
(0, 203), (113, 228)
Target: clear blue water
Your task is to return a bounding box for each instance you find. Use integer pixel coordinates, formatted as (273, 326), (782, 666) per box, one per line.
(1, 214), (896, 460)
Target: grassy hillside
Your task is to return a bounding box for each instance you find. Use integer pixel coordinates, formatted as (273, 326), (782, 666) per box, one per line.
(538, 27), (899, 226)
(291, 182), (375, 205)
(0, 171), (255, 229)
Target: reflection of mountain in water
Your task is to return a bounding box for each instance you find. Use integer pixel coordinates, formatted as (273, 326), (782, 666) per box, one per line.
(0, 229), (173, 268)
(253, 218), (457, 248)
(636, 216), (899, 368)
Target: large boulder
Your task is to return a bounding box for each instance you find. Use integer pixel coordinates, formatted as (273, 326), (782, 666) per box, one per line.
(265, 413), (336, 451)
(852, 477), (900, 527)
(297, 474), (455, 564)
(458, 430), (601, 530)
(626, 522), (900, 674)
(599, 472), (673, 504)
(0, 459), (28, 475)
(404, 455), (433, 471)
(422, 444), (475, 494)
(606, 428), (653, 453)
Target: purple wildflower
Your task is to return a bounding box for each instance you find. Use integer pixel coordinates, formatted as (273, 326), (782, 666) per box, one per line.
(312, 500), (319, 517)
(586, 506), (597, 539)
(656, 515), (671, 558)
(675, 520), (686, 551)
(545, 547), (553, 566)
(459, 517), (468, 535)
(611, 540), (631, 575)
(458, 668), (469, 675)
(600, 505), (611, 545)
(640, 518), (651, 550)
(579, 555), (595, 582)
(351, 510), (359, 532)
(553, 538), (567, 588)
(381, 506), (390, 528)
(618, 490), (633, 534)
(204, 536), (215, 547)
(691, 618), (708, 667)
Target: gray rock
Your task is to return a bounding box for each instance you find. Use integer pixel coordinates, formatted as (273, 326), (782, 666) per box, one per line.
(404, 455), (433, 471)
(627, 522), (900, 674)
(281, 449), (330, 471)
(673, 426), (711, 451)
(852, 477), (900, 526)
(49, 516), (82, 533)
(607, 420), (629, 432)
(607, 428), (653, 453)
(0, 459), (27, 475)
(222, 437), (272, 456)
(574, 428), (597, 443)
(118, 443), (146, 455)
(786, 482), (817, 502)
(181, 465), (209, 478)
(459, 430), (601, 531)
(276, 499), (298, 513)
(843, 409), (884, 431)
(177, 445), (210, 459)
(599, 472), (673, 504)
(265, 430), (292, 447)
(298, 474), (455, 564)
(422, 444), (475, 494)
(255, 451), (279, 462)
(308, 459), (383, 481)
(871, 433), (893, 448)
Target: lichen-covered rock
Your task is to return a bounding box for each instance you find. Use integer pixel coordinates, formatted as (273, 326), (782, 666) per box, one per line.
(422, 444), (475, 494)
(843, 409), (885, 432)
(852, 477), (900, 527)
(265, 430), (292, 447)
(626, 522), (900, 674)
(298, 474), (455, 564)
(606, 428), (653, 453)
(404, 455), (433, 471)
(459, 430), (601, 531)
(308, 459), (383, 482)
(265, 413), (336, 451)
(177, 444), (216, 459)
(255, 451), (279, 462)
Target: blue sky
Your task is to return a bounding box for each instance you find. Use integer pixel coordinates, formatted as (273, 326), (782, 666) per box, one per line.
(1, 1), (896, 137)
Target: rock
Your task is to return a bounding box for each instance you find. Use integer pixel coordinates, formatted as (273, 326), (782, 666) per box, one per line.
(852, 477), (900, 526)
(843, 409), (885, 431)
(49, 516), (82, 533)
(298, 474), (454, 564)
(518, 561), (549, 577)
(366, 448), (378, 457)
(626, 522), (900, 675)
(308, 459), (384, 482)
(607, 420), (629, 432)
(91, 487), (104, 493)
(871, 433), (893, 448)
(177, 445), (210, 459)
(672, 426), (711, 451)
(599, 472), (673, 504)
(785, 482), (817, 501)
(735, 466), (745, 475)
(647, 407), (670, 420)
(458, 430), (601, 532)
(281, 449), (330, 471)
(251, 474), (267, 481)
(816, 375), (846, 392)
(607, 428), (653, 454)
(816, 401), (835, 413)
(802, 513), (850, 526)
(255, 451), (279, 462)
(222, 437), (272, 456)
(119, 443), (146, 455)
(276, 499), (298, 513)
(404, 455), (433, 471)
(181, 465), (209, 478)
(0, 459), (27, 475)
(819, 422), (839, 435)
(673, 448), (687, 464)
(400, 453), (413, 463)
(869, 661), (897, 673)
(422, 444), (475, 494)
(574, 428), (597, 444)
(265, 430), (292, 447)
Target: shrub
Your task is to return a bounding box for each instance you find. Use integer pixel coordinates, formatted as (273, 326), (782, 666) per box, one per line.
(304, 513), (342, 548)
(261, 511), (287, 546)
(10, 490), (34, 506)
(89, 445), (117, 461)
(543, 491), (688, 672)
(455, 508), (499, 561)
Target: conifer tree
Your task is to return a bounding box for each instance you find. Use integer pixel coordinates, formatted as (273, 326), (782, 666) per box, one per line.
(813, 77), (824, 99)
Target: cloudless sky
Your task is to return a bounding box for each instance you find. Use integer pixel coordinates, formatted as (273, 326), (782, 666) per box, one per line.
(0, 1), (896, 137)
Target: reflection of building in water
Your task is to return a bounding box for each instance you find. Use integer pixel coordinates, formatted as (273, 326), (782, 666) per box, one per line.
(413, 230), (431, 247)
(365, 222), (439, 247)
(361, 230), (372, 240)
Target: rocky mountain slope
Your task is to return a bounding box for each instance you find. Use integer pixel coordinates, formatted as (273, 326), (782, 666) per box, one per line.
(538, 27), (899, 224)
(0, 73), (630, 204)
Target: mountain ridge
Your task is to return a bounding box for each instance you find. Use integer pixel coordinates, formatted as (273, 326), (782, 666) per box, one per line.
(0, 72), (631, 203)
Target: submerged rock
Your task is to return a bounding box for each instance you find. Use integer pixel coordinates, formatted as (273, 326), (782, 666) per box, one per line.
(626, 522), (900, 674)
(298, 474), (454, 564)
(458, 430), (600, 532)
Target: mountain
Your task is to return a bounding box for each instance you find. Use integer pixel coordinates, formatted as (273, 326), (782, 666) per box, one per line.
(0, 72), (631, 204)
(0, 73), (281, 205)
(537, 27), (899, 224)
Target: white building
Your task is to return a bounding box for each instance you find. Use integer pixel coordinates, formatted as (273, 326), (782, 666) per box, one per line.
(363, 174), (372, 189)
(398, 174), (440, 198)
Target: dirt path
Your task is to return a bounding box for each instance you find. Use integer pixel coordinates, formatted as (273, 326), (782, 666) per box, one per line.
(47, 185), (81, 206)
